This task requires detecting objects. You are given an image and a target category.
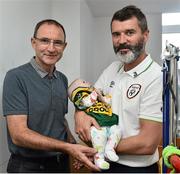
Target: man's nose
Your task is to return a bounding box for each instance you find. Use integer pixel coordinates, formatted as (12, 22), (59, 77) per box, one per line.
(118, 33), (127, 44)
(47, 41), (56, 51)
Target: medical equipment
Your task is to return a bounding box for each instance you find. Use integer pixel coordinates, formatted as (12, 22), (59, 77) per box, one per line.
(162, 41), (180, 173)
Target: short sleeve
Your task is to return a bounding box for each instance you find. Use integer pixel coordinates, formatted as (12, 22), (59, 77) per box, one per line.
(139, 75), (162, 122)
(3, 70), (28, 116)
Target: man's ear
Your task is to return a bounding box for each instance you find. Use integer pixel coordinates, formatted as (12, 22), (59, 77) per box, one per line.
(62, 42), (67, 51)
(143, 30), (149, 43)
(31, 37), (36, 49)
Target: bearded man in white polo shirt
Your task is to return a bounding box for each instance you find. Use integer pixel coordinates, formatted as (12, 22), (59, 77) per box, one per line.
(75, 5), (162, 173)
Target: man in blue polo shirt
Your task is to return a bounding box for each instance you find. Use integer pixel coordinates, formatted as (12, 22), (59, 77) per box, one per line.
(2, 19), (99, 173)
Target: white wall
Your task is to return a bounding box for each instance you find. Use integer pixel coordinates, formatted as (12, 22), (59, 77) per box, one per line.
(91, 17), (114, 83)
(80, 0), (94, 81)
(146, 13), (162, 64)
(0, 0), (80, 172)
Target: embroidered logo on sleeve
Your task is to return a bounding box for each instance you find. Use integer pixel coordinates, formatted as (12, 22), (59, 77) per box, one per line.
(127, 84), (141, 99)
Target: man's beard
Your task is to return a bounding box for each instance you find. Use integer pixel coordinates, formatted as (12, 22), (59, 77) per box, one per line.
(114, 38), (145, 64)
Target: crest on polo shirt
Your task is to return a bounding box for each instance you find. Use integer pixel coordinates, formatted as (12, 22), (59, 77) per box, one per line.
(127, 84), (141, 99)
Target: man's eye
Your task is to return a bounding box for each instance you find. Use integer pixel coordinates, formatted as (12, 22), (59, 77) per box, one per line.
(54, 41), (63, 45)
(126, 30), (135, 36)
(112, 32), (120, 37)
(53, 40), (65, 47)
(41, 39), (49, 44)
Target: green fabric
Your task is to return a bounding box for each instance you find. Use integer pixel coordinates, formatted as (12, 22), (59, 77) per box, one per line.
(73, 88), (119, 126)
(163, 145), (180, 172)
(87, 111), (118, 126)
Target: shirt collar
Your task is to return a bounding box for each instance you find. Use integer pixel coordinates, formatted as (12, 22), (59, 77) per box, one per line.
(124, 54), (154, 78)
(30, 57), (57, 78)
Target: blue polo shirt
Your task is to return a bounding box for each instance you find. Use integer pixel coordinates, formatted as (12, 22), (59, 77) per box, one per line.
(3, 57), (68, 158)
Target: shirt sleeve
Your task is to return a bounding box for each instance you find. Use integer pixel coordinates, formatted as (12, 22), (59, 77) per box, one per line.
(139, 75), (162, 122)
(3, 70), (28, 116)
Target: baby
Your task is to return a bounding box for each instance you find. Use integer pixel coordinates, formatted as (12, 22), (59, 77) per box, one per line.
(68, 78), (121, 170)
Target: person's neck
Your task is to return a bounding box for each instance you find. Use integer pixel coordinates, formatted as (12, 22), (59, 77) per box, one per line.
(124, 53), (147, 72)
(35, 57), (54, 75)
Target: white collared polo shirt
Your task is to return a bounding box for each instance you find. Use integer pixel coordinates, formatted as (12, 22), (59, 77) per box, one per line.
(95, 54), (162, 167)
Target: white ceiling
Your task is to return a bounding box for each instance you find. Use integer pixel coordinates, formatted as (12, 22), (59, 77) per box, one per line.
(85, 0), (180, 17)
